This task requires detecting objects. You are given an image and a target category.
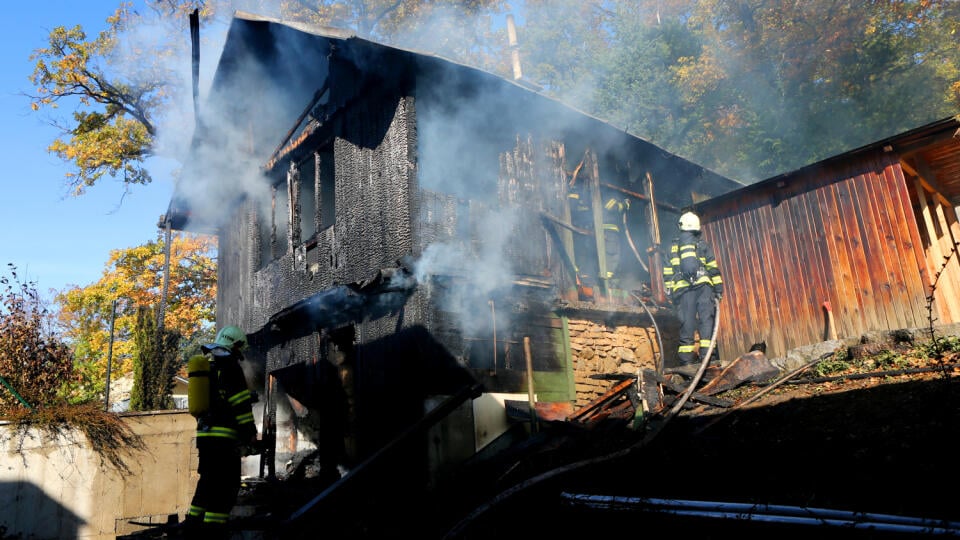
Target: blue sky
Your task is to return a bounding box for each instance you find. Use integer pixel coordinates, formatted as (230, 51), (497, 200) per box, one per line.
(0, 1), (176, 301)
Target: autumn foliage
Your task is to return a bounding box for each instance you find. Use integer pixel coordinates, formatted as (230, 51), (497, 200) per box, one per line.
(56, 232), (217, 404)
(0, 265), (77, 411)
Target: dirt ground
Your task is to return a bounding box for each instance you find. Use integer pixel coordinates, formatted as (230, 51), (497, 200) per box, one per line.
(208, 343), (960, 540)
(438, 351), (960, 540)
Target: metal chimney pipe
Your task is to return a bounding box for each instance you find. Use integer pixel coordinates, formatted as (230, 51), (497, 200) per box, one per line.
(190, 9), (200, 125)
(507, 14), (522, 81)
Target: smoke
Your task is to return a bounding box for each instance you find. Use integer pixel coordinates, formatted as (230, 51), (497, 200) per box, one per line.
(413, 207), (520, 334)
(110, 2), (543, 339)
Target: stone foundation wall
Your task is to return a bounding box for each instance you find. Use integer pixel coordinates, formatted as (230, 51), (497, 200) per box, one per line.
(568, 319), (661, 408)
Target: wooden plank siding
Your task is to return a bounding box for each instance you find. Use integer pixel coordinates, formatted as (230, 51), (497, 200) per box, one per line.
(701, 151), (940, 362)
(883, 160), (936, 323)
(910, 175), (960, 321)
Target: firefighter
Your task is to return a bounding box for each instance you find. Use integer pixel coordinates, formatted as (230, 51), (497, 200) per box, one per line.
(663, 209), (723, 376)
(179, 325), (258, 539)
(601, 196), (629, 291)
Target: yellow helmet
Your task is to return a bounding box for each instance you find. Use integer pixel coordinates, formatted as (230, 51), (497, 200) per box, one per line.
(678, 211), (701, 232)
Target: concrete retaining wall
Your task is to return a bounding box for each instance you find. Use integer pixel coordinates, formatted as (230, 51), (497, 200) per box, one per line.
(0, 411), (197, 539)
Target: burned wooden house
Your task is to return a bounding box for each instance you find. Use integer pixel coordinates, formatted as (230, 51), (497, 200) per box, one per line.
(165, 11), (741, 529)
(698, 115), (960, 361)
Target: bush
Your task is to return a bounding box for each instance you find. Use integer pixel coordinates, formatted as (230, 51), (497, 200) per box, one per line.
(0, 265), (77, 412)
(0, 265), (144, 473)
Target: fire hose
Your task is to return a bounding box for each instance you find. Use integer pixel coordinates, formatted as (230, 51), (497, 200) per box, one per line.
(631, 293), (664, 375)
(623, 211), (650, 273)
(441, 299), (722, 540)
(0, 374), (32, 410)
(559, 493), (960, 535)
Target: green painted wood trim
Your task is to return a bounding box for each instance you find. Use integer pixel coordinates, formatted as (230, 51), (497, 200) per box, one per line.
(531, 315), (576, 403)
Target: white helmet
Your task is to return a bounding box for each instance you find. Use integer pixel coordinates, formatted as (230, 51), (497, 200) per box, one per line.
(678, 211), (701, 232)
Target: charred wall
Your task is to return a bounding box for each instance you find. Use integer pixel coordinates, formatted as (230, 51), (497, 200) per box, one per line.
(208, 19), (743, 479)
(216, 85), (428, 465)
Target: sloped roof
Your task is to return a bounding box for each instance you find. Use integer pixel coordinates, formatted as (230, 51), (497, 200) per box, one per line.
(165, 12), (742, 231)
(701, 115), (960, 207)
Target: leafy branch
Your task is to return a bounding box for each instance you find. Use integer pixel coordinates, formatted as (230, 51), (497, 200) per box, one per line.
(923, 240), (960, 358)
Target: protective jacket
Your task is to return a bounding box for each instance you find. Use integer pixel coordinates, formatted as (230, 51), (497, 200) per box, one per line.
(197, 352), (255, 442)
(663, 230), (723, 297)
(601, 197), (628, 281)
(664, 230), (724, 367)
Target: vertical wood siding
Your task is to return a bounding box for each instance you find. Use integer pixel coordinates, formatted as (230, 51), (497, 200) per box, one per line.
(702, 152), (936, 361)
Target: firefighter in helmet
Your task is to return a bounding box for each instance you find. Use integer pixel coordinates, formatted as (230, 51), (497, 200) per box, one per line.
(180, 325), (258, 538)
(663, 209), (723, 377)
(601, 195), (629, 291)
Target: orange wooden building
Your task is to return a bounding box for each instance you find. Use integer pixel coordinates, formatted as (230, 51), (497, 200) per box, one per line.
(697, 116), (960, 361)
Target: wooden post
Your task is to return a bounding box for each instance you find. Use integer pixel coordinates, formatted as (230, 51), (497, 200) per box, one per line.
(524, 336), (537, 433)
(507, 14), (523, 81)
(645, 172), (667, 304)
(490, 300), (497, 374)
(556, 143), (579, 301)
(823, 301), (838, 341)
(586, 149), (609, 297)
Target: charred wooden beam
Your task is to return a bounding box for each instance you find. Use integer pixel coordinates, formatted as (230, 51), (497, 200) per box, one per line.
(644, 369), (732, 407)
(567, 378), (636, 423)
(601, 180), (681, 214)
(248, 259), (417, 348)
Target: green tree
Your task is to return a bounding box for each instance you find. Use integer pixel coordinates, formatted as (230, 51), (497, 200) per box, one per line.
(520, 1), (616, 106)
(672, 0), (960, 179)
(593, 5), (703, 153)
(129, 305), (180, 411)
(57, 232), (217, 403)
(522, 0), (960, 181)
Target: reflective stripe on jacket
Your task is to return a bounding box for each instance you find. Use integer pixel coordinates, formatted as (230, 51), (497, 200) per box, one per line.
(663, 231), (723, 295)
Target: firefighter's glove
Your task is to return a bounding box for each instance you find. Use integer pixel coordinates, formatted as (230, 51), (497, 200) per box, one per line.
(715, 292), (723, 302)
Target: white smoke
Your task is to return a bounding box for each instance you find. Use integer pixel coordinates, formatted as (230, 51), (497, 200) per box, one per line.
(414, 207), (520, 335)
(111, 2), (541, 341)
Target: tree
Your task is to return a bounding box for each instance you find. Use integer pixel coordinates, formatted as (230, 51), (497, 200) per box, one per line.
(56, 232), (217, 403)
(276, 0), (510, 69)
(0, 265), (145, 473)
(129, 305), (180, 411)
(515, 0), (960, 182)
(28, 5), (173, 195)
(27, 1), (509, 195)
(32, 1), (960, 193)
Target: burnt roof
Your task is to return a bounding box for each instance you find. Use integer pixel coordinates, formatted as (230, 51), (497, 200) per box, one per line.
(165, 11), (741, 232)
